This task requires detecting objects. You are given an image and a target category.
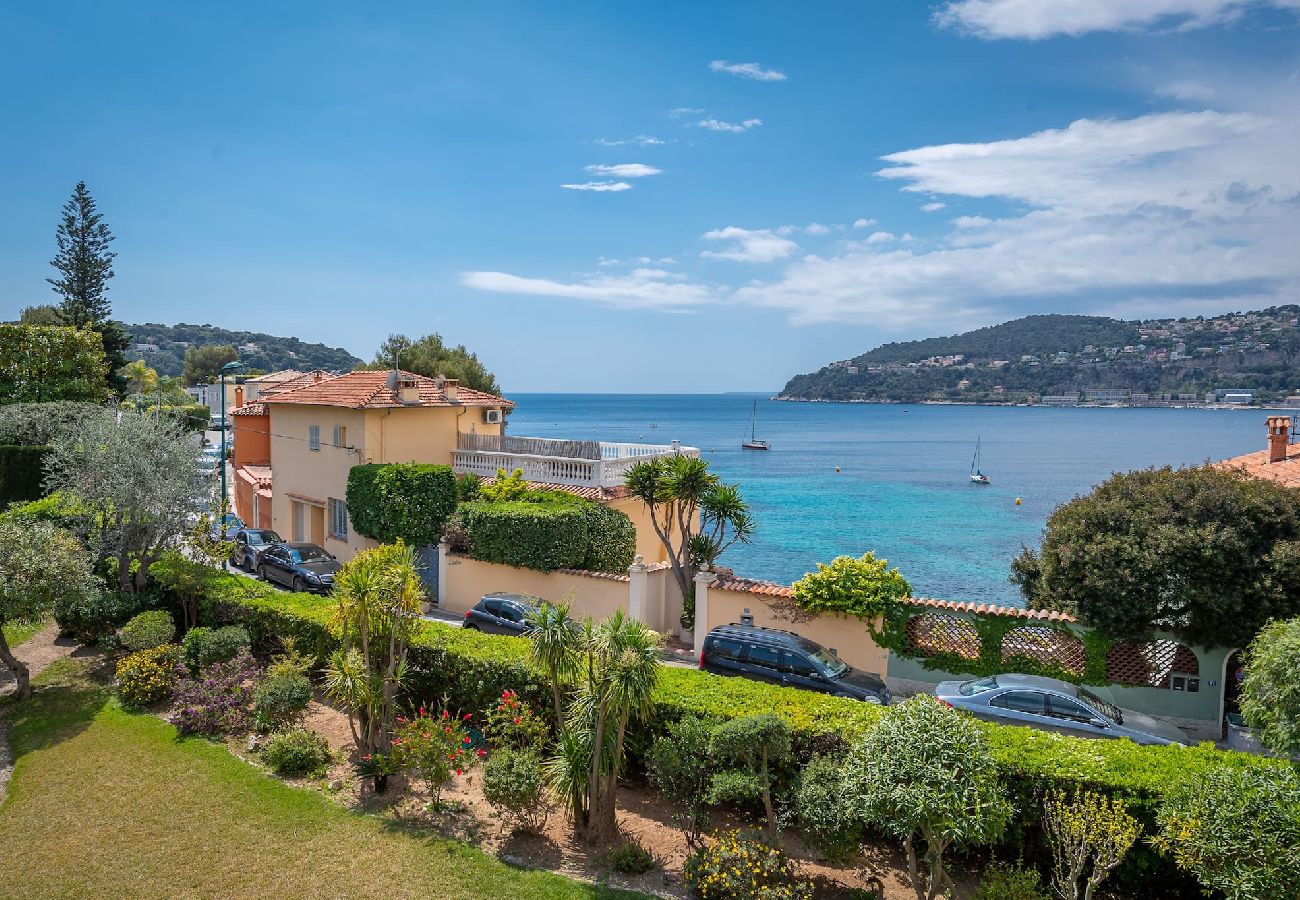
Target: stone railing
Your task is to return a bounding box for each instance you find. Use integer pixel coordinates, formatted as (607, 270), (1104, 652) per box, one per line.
(453, 435), (698, 489)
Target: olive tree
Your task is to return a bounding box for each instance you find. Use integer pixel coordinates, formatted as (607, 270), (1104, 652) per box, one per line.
(624, 454), (753, 629)
(842, 696), (1012, 900)
(44, 409), (200, 593)
(1152, 765), (1300, 900)
(1239, 617), (1300, 755)
(1012, 465), (1300, 647)
(0, 522), (99, 700)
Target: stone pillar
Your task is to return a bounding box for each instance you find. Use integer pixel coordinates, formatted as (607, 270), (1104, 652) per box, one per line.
(436, 538), (449, 609)
(693, 569), (717, 656)
(627, 555), (649, 626)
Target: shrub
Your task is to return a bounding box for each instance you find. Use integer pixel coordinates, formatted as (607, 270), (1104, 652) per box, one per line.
(478, 468), (530, 502)
(482, 748), (549, 834)
(118, 610), (176, 651)
(181, 624), (251, 673)
(392, 706), (481, 807)
(574, 501), (637, 573)
(173, 649), (260, 736)
(0, 444), (50, 508)
(458, 499), (588, 572)
(484, 688), (549, 752)
(684, 830), (813, 900)
(454, 472), (480, 503)
(1152, 765), (1300, 899)
(116, 644), (181, 708)
(975, 862), (1048, 900)
(262, 727), (332, 777)
(842, 697), (1012, 900)
(793, 753), (862, 863)
(253, 672), (313, 731)
(1239, 616), (1300, 755)
(57, 588), (152, 643)
(647, 714), (717, 850)
(346, 463), (458, 547)
(791, 553), (911, 620)
(708, 713), (793, 838)
(606, 839), (656, 875)
(1043, 789), (1140, 900)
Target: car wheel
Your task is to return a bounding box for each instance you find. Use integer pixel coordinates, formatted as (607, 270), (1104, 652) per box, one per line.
(292, 576), (304, 593)
(463, 622), (478, 631)
(256, 566), (267, 582)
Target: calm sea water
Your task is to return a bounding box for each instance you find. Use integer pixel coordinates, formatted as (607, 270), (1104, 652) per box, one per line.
(505, 395), (1278, 605)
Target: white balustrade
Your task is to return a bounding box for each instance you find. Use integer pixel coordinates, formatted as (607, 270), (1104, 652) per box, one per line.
(453, 439), (699, 489)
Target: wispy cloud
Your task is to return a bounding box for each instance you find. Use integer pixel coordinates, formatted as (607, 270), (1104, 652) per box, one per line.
(460, 270), (714, 311)
(709, 59), (787, 81)
(852, 217), (878, 229)
(935, 0), (1300, 40)
(921, 202), (947, 212)
(592, 135), (667, 147)
(669, 107), (705, 117)
(560, 181), (633, 192)
(696, 117), (763, 133)
(584, 163), (663, 178)
(700, 226), (798, 262)
(804, 223), (832, 235)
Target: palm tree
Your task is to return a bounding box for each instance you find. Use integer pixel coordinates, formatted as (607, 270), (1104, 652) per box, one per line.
(525, 600), (581, 728)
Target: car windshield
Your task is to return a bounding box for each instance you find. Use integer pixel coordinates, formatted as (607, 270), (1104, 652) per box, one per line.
(1078, 687), (1123, 724)
(248, 531), (281, 546)
(293, 547), (331, 563)
(959, 676), (1000, 696)
(807, 646), (848, 678)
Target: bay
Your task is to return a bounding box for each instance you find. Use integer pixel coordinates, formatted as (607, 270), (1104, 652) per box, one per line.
(505, 394), (1279, 605)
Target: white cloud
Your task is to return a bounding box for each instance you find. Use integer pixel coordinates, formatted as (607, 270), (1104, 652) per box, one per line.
(560, 181), (633, 192)
(696, 117), (763, 133)
(936, 0), (1300, 40)
(852, 217), (878, 229)
(460, 270), (713, 311)
(865, 231), (896, 244)
(709, 60), (787, 81)
(593, 135), (667, 147)
(700, 226), (799, 262)
(921, 202), (947, 212)
(584, 163), (663, 178)
(804, 222), (832, 235)
(670, 107), (705, 117)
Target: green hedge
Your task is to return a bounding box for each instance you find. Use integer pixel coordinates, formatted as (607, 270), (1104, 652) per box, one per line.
(456, 490), (636, 574)
(346, 463), (458, 547)
(0, 444), (50, 507)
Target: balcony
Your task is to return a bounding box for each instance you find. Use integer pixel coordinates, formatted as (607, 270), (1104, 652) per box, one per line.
(452, 433), (700, 490)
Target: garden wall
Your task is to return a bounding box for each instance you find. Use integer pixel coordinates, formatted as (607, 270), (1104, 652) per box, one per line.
(439, 551), (631, 621)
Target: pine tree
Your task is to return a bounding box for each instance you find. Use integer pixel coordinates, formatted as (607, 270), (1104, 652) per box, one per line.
(47, 181), (128, 395)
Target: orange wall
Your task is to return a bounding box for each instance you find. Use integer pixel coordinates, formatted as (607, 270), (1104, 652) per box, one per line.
(233, 412), (271, 468)
(606, 494), (671, 564)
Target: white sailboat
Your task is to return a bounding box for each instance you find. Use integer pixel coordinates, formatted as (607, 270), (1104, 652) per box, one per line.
(970, 437), (990, 484)
(742, 400), (770, 450)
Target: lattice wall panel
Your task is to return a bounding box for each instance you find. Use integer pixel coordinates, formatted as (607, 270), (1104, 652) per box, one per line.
(1106, 640), (1199, 687)
(905, 613), (982, 661)
(1000, 626), (1086, 675)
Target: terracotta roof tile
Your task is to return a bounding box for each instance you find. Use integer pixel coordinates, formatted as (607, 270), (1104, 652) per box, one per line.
(245, 369), (306, 384)
(477, 476), (629, 502)
(231, 402), (267, 417)
(258, 370), (333, 397)
(1215, 447), (1300, 488)
(264, 370), (512, 410)
(236, 465), (273, 490)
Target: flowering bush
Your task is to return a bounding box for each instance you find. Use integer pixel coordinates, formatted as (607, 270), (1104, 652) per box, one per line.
(118, 610), (176, 652)
(263, 727), (333, 777)
(116, 644), (181, 708)
(481, 748), (548, 834)
(172, 649), (260, 736)
(484, 689), (549, 752)
(684, 830), (813, 900)
(392, 705), (482, 806)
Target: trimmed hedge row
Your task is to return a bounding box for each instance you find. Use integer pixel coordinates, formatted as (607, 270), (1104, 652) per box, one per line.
(346, 463), (458, 547)
(456, 492), (636, 574)
(0, 444), (49, 508)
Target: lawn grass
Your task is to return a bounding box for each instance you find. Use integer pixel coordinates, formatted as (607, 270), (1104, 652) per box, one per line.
(0, 658), (640, 899)
(1, 617), (46, 650)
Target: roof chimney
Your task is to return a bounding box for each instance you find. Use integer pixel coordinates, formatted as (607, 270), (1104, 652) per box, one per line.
(234, 386), (244, 410)
(1268, 415), (1290, 463)
(443, 378), (459, 401)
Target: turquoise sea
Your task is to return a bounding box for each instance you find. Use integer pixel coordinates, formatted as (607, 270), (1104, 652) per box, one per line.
(506, 395), (1280, 606)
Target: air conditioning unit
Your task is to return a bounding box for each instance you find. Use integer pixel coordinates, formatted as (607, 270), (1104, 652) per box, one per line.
(484, 408), (503, 424)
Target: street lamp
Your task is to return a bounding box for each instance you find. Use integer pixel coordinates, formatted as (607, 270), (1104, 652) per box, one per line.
(219, 360), (244, 520)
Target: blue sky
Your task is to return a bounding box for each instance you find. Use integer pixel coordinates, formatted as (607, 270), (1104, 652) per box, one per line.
(1, 1), (1298, 392)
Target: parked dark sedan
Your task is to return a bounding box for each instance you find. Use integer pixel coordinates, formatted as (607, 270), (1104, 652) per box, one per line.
(935, 674), (1191, 746)
(257, 542), (341, 593)
(230, 528), (284, 571)
(700, 623), (891, 704)
(463, 593), (541, 636)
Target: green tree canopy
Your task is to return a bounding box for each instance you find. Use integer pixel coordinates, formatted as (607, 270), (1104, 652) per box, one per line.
(183, 343), (238, 384)
(1239, 617), (1300, 755)
(17, 305), (63, 326)
(365, 332), (501, 395)
(0, 325), (110, 404)
(1012, 465), (1300, 647)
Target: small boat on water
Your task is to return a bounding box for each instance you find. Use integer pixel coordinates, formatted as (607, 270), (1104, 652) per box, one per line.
(970, 437), (990, 484)
(742, 400), (770, 450)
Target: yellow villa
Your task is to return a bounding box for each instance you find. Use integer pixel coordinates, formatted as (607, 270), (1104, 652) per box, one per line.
(252, 369), (692, 564)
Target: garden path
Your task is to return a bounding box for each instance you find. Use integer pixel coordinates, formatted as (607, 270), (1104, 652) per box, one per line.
(0, 623), (82, 806)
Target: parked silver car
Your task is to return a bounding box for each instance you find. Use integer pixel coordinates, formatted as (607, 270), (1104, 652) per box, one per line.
(934, 673), (1191, 746)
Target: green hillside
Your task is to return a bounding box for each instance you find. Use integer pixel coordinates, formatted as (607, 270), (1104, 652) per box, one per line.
(859, 315), (1140, 364)
(124, 323), (362, 378)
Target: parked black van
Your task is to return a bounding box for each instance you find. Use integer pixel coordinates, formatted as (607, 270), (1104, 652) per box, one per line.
(699, 623), (891, 704)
